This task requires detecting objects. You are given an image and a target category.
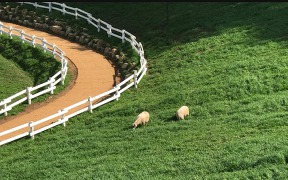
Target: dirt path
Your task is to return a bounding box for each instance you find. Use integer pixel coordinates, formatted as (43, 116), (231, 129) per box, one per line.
(0, 22), (117, 141)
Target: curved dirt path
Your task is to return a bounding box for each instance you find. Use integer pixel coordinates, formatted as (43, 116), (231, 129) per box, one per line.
(0, 22), (116, 141)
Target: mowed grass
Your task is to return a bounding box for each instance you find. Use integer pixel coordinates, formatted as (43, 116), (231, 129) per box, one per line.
(1, 2), (288, 179)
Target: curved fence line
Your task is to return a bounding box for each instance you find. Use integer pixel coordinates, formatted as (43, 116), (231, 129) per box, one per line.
(0, 22), (68, 117)
(0, 2), (148, 146)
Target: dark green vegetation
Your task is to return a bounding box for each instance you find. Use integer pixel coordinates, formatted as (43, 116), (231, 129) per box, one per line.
(0, 34), (70, 117)
(1, 2), (288, 179)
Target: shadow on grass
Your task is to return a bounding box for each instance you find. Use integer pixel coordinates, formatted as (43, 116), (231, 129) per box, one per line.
(6, 2), (288, 59)
(164, 115), (178, 122)
(122, 125), (133, 131)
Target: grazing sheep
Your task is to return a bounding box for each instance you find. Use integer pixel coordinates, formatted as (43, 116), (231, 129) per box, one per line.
(132, 111), (150, 129)
(176, 106), (189, 120)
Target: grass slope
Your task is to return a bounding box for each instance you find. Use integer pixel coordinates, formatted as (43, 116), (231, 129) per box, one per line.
(1, 2), (288, 179)
(0, 54), (33, 100)
(0, 54), (34, 115)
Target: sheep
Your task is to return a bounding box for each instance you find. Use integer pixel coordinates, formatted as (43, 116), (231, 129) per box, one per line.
(132, 111), (150, 129)
(176, 106), (189, 120)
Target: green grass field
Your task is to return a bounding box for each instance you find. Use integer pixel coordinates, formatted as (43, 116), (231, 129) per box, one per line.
(1, 2), (288, 179)
(0, 53), (33, 115)
(0, 54), (33, 100)
(0, 34), (70, 117)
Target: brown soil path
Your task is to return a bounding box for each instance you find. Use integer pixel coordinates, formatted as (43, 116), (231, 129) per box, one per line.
(0, 22), (116, 141)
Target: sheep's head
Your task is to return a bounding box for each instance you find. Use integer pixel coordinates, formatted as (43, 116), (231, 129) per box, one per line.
(177, 113), (184, 120)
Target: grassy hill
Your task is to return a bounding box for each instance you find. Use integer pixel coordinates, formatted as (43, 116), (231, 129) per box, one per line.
(1, 2), (288, 179)
(0, 53), (33, 102)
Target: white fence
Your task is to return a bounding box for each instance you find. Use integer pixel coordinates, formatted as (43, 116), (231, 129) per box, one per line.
(0, 22), (68, 117)
(0, 2), (148, 146)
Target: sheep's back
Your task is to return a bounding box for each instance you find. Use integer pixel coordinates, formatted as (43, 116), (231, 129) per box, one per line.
(138, 111), (149, 122)
(178, 106), (189, 114)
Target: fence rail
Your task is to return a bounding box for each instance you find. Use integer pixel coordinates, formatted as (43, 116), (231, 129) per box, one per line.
(0, 2), (148, 146)
(0, 22), (68, 117)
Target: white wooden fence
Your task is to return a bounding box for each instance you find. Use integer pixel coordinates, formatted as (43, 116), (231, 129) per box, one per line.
(0, 2), (148, 146)
(0, 22), (68, 117)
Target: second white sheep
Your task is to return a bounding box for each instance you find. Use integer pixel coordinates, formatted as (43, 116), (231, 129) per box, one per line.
(132, 111), (150, 129)
(176, 106), (189, 120)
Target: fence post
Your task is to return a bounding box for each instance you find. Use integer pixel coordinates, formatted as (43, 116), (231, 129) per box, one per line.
(131, 36), (136, 50)
(61, 53), (65, 85)
(121, 30), (125, 43)
(87, 13), (92, 24)
(9, 26), (12, 39)
(133, 70), (138, 88)
(97, 18), (101, 32)
(29, 121), (34, 139)
(141, 55), (145, 67)
(59, 109), (67, 127)
(34, 2), (38, 8)
(114, 85), (120, 101)
(107, 25), (111, 37)
(61, 68), (65, 85)
(62, 3), (66, 15)
(88, 96), (92, 113)
(26, 87), (32, 105)
(49, 2), (52, 12)
(20, 30), (25, 43)
(32, 35), (35, 47)
(140, 56), (145, 67)
(139, 42), (144, 56)
(52, 43), (56, 58)
(75, 8), (78, 19)
(42, 38), (47, 53)
(49, 77), (54, 94)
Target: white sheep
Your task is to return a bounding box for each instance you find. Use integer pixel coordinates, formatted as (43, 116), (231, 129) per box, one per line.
(176, 106), (189, 120)
(132, 111), (150, 129)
